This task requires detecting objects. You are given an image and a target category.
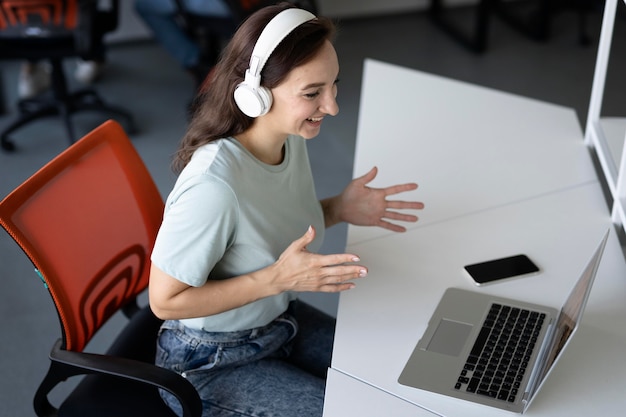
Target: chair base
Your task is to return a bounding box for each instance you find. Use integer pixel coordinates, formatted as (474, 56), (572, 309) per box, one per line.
(1, 59), (136, 152)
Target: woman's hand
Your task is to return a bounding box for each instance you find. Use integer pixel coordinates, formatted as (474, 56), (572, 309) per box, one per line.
(265, 225), (367, 293)
(322, 166), (424, 232)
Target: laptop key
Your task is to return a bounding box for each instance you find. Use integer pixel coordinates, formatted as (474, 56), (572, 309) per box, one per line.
(466, 377), (480, 393)
(477, 389), (498, 398)
(471, 325), (492, 357)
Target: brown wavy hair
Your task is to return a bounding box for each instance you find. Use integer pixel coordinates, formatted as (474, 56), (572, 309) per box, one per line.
(172, 2), (336, 173)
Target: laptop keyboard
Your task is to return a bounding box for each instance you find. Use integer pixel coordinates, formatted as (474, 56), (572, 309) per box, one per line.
(454, 303), (546, 403)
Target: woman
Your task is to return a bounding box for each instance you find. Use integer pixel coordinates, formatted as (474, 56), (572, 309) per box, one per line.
(150, 3), (424, 416)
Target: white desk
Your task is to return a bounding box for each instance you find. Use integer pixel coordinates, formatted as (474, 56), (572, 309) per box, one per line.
(324, 368), (436, 417)
(324, 60), (626, 417)
(348, 60), (598, 246)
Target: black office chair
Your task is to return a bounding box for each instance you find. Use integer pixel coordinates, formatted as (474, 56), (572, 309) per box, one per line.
(0, 0), (136, 152)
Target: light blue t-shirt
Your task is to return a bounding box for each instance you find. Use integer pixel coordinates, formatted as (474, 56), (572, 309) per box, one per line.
(151, 136), (325, 331)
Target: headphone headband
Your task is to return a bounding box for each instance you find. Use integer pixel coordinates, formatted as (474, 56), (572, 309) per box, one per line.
(245, 8), (316, 85)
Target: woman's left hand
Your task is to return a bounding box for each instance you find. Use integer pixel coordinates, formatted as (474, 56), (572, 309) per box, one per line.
(323, 166), (424, 232)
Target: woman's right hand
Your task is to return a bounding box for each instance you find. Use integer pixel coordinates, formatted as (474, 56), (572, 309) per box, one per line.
(263, 225), (368, 293)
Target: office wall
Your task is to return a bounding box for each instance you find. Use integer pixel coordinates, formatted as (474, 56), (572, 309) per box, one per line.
(108, 0), (475, 42)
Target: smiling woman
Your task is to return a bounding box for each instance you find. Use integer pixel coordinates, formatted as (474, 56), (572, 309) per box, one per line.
(149, 3), (424, 417)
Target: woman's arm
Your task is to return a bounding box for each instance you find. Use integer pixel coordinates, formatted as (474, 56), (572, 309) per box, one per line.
(149, 226), (367, 320)
(149, 263), (271, 320)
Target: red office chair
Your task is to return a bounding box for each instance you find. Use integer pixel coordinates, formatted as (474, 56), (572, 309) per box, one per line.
(0, 0), (136, 152)
(0, 120), (201, 417)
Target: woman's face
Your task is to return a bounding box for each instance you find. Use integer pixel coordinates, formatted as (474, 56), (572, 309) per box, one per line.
(265, 40), (339, 139)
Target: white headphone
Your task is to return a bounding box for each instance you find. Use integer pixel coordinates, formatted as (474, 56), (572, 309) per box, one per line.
(234, 8), (316, 118)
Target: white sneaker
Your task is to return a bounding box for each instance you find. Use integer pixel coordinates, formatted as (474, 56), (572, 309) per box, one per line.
(18, 62), (51, 99)
(74, 60), (104, 84)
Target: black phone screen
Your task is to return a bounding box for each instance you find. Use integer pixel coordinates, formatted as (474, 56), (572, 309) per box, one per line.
(464, 254), (540, 285)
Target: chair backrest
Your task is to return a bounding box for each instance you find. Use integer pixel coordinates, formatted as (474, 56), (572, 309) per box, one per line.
(0, 0), (79, 34)
(0, 120), (164, 352)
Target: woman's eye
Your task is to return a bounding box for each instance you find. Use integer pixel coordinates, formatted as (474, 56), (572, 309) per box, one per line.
(304, 91), (320, 98)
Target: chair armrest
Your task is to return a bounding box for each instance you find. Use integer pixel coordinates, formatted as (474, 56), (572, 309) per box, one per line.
(49, 339), (202, 417)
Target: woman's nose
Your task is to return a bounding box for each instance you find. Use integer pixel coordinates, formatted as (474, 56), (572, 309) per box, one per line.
(321, 91), (339, 116)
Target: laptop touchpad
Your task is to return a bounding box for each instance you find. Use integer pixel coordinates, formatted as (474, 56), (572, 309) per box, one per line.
(426, 319), (472, 357)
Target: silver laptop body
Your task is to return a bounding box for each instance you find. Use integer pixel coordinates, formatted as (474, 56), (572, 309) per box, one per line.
(398, 230), (609, 413)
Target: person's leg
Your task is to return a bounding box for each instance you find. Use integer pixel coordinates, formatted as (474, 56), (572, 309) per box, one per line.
(74, 0), (111, 84)
(156, 307), (329, 417)
(195, 358), (325, 417)
(135, 0), (200, 70)
(184, 0), (231, 17)
(18, 61), (50, 99)
(134, 0), (230, 70)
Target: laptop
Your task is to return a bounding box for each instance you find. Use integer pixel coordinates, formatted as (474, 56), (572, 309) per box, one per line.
(398, 230), (610, 413)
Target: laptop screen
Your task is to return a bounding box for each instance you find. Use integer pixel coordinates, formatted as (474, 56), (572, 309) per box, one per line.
(535, 230), (609, 386)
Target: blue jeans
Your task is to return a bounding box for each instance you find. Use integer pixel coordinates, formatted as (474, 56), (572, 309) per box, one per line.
(156, 300), (335, 417)
(134, 0), (231, 69)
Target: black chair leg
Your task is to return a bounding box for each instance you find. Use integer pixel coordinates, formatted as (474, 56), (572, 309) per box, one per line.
(1, 101), (61, 151)
(59, 102), (76, 145)
(1, 131), (16, 152)
(0, 69), (6, 116)
(70, 90), (137, 135)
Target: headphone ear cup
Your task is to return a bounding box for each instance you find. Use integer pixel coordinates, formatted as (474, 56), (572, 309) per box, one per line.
(255, 86), (273, 116)
(234, 83), (273, 118)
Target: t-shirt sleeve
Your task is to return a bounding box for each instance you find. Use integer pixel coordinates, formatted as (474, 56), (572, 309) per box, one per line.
(151, 176), (238, 287)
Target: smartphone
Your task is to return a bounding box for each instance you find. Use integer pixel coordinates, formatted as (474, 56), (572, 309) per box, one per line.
(464, 254), (540, 286)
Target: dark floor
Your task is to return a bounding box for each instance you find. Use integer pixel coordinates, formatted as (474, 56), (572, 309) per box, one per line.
(1, 4), (625, 416)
